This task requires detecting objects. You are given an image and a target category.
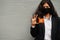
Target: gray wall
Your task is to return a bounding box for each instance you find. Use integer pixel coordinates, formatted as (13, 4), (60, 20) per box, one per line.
(0, 0), (60, 40)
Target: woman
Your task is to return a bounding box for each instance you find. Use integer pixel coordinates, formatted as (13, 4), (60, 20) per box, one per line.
(30, 0), (60, 40)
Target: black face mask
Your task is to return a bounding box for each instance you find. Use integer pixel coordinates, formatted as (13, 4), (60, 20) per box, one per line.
(41, 7), (53, 15)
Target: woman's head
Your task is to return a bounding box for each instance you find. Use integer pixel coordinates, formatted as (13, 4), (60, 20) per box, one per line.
(34, 0), (58, 18)
(40, 0), (56, 15)
(40, 0), (53, 8)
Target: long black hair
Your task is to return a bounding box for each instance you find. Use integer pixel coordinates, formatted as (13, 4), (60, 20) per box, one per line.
(34, 0), (58, 18)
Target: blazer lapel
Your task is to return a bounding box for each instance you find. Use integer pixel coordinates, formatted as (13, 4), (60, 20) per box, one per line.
(51, 17), (57, 39)
(43, 23), (45, 35)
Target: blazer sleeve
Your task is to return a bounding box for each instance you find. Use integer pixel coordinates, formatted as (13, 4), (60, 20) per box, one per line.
(58, 17), (60, 39)
(30, 24), (39, 37)
(56, 17), (60, 40)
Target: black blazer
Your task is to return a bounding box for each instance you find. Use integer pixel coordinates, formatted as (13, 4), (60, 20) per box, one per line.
(30, 17), (60, 40)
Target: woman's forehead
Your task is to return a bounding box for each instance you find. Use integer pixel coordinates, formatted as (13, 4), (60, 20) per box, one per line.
(43, 2), (50, 8)
(43, 2), (49, 6)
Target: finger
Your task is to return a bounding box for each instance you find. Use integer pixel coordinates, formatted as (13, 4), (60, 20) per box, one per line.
(35, 14), (38, 18)
(34, 14), (38, 17)
(32, 18), (36, 22)
(33, 14), (38, 18)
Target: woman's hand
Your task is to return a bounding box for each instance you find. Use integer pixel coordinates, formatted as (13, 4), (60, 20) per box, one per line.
(31, 14), (44, 28)
(32, 14), (38, 27)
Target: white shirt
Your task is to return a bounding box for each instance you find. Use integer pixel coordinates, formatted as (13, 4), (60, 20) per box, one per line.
(44, 16), (52, 40)
(32, 16), (52, 40)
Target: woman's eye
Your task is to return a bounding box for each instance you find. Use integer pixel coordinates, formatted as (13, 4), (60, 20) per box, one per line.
(44, 6), (50, 8)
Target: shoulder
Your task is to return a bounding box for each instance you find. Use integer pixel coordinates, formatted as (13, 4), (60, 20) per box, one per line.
(53, 17), (60, 24)
(57, 17), (60, 26)
(58, 17), (60, 23)
(55, 17), (60, 21)
(58, 17), (60, 21)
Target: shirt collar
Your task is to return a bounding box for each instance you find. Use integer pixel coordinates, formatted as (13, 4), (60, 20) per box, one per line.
(43, 15), (52, 21)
